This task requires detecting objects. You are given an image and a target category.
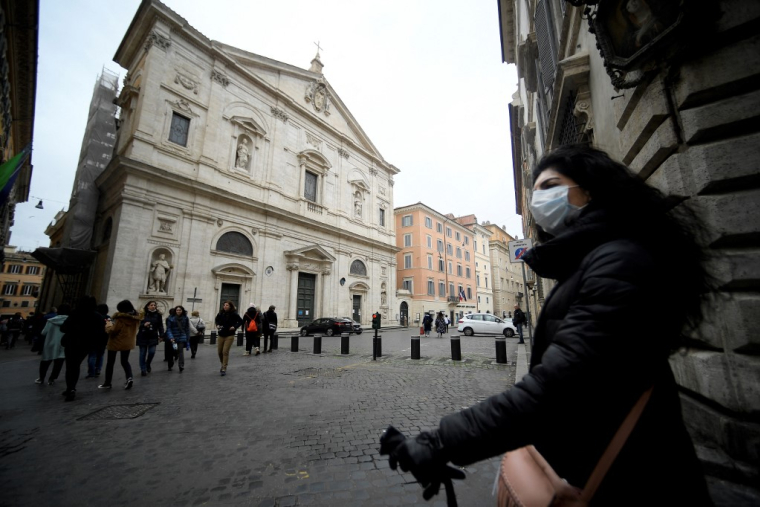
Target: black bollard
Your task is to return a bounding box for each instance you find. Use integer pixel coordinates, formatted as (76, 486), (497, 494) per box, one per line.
(237, 331), (244, 347)
(411, 336), (420, 360)
(375, 333), (382, 357)
(271, 333), (278, 350)
(313, 335), (322, 355)
(495, 336), (507, 364)
(291, 334), (299, 352)
(341, 333), (350, 354)
(451, 336), (461, 361)
(210, 331), (217, 345)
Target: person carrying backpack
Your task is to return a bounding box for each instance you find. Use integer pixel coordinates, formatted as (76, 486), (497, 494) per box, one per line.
(242, 304), (262, 356)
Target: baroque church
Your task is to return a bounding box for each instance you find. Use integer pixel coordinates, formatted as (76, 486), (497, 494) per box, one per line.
(75, 0), (399, 329)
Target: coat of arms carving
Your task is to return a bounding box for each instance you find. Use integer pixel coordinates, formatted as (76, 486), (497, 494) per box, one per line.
(305, 79), (331, 116)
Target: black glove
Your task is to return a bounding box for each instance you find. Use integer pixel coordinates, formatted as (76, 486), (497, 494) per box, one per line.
(380, 425), (465, 505)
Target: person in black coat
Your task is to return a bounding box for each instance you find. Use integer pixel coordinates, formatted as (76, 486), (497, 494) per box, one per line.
(60, 296), (106, 401)
(214, 300), (242, 376)
(137, 301), (164, 376)
(380, 145), (713, 506)
(512, 304), (527, 344)
(262, 305), (277, 353)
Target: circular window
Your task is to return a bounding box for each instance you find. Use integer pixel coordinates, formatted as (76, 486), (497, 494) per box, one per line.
(265, 266), (274, 276)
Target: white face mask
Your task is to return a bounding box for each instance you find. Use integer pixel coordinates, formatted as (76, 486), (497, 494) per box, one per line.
(529, 185), (587, 236)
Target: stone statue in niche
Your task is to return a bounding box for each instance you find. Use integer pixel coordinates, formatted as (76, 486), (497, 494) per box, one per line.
(381, 291), (387, 306)
(148, 253), (173, 293)
(354, 192), (362, 218)
(235, 138), (250, 169)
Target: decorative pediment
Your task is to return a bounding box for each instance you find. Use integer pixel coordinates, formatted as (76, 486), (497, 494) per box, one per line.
(222, 102), (270, 135)
(230, 115), (267, 138)
(284, 244), (336, 263)
(211, 262), (255, 277)
(297, 149), (331, 174)
(347, 169), (370, 192)
(348, 281), (370, 292)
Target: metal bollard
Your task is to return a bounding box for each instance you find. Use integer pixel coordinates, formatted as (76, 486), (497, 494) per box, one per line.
(271, 333), (278, 350)
(495, 336), (507, 364)
(451, 336), (462, 361)
(210, 331), (217, 345)
(237, 331), (244, 347)
(411, 336), (420, 360)
(313, 335), (322, 355)
(375, 334), (382, 357)
(341, 333), (350, 354)
(291, 334), (299, 352)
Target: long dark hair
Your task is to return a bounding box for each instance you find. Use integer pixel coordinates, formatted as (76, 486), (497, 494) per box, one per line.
(173, 305), (187, 317)
(143, 301), (161, 315)
(116, 300), (136, 314)
(222, 300), (237, 313)
(533, 144), (712, 340)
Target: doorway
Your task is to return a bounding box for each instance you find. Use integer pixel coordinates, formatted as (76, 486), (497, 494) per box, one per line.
(352, 295), (361, 323)
(220, 283), (240, 312)
(297, 273), (316, 326)
(400, 301), (409, 327)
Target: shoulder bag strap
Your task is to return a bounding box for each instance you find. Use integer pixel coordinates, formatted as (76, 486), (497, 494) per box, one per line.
(581, 386), (654, 502)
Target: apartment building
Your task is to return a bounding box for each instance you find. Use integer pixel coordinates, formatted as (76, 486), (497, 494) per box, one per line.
(484, 223), (526, 320)
(0, 246), (45, 317)
(454, 214), (494, 314)
(395, 203), (476, 326)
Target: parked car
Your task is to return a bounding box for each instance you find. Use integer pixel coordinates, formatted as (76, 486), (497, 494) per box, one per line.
(299, 318), (353, 337)
(341, 317), (363, 334)
(457, 313), (516, 337)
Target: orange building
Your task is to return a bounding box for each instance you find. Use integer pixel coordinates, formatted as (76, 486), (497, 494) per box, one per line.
(394, 203), (476, 326)
(0, 246), (45, 318)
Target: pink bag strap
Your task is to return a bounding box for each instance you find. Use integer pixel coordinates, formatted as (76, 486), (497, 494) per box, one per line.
(581, 386), (654, 502)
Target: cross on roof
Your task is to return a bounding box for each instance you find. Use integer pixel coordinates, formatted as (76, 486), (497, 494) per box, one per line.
(314, 40), (323, 57)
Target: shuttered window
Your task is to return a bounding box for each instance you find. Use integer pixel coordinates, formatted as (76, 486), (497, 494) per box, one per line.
(534, 0), (558, 97)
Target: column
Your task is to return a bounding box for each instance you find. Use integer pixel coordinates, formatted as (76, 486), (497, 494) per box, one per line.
(286, 264), (299, 327)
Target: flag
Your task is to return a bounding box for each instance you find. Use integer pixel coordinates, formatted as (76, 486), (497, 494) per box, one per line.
(0, 144), (32, 208)
(459, 287), (467, 302)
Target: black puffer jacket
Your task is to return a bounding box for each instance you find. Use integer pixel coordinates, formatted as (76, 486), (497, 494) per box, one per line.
(437, 210), (710, 505)
(137, 310), (164, 347)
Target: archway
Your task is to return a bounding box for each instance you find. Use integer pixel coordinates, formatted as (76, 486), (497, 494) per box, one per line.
(400, 301), (409, 327)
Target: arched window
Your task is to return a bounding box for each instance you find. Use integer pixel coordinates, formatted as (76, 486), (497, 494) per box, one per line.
(216, 232), (253, 256)
(350, 259), (367, 276)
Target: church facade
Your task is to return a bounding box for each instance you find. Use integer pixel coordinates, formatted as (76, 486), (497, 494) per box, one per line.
(89, 0), (399, 328)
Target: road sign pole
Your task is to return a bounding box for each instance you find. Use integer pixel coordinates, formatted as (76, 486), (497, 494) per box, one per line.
(521, 262), (534, 347)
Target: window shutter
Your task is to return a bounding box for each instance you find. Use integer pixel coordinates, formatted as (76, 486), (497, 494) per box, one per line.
(534, 0), (557, 93)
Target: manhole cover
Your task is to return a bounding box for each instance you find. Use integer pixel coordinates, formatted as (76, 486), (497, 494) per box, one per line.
(293, 367), (346, 378)
(78, 403), (159, 421)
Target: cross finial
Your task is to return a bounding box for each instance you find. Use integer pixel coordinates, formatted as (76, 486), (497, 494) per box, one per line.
(314, 40), (323, 58)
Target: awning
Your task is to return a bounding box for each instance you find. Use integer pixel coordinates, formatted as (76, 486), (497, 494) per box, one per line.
(31, 247), (96, 275)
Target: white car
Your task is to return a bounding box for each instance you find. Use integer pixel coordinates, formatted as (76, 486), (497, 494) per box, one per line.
(457, 313), (516, 337)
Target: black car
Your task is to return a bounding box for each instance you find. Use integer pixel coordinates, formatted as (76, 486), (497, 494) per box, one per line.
(341, 317), (363, 335)
(299, 318), (353, 337)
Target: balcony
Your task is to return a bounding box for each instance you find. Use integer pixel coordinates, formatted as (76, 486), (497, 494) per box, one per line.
(306, 201), (323, 215)
(447, 296), (459, 304)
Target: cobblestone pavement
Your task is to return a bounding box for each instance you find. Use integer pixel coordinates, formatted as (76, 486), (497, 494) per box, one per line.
(0, 331), (524, 507)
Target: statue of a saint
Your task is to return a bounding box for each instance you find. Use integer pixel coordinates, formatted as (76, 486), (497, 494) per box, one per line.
(354, 198), (362, 217)
(235, 138), (250, 169)
(148, 253), (172, 293)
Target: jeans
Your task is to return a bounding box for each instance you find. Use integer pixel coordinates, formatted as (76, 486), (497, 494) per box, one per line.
(189, 334), (201, 357)
(104, 350), (133, 385)
(516, 323), (524, 343)
(138, 344), (156, 373)
(39, 358), (64, 382)
(166, 341), (185, 369)
(87, 350), (104, 376)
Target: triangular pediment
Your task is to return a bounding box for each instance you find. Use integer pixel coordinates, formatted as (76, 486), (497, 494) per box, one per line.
(285, 244), (336, 263)
(213, 42), (383, 160)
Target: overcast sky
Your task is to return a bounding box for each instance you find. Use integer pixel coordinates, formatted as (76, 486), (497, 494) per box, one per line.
(10, 0), (522, 252)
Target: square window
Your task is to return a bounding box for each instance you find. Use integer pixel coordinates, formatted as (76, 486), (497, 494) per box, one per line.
(438, 258), (444, 272)
(304, 171), (318, 202)
(404, 234), (412, 247)
(22, 285), (34, 296)
(427, 255), (433, 270)
(404, 254), (412, 269)
(27, 266), (40, 275)
(436, 222), (442, 233)
(465, 251), (470, 261)
(457, 264), (462, 276)
(464, 237), (469, 245)
(455, 231), (461, 241)
(427, 235), (432, 248)
(437, 239), (443, 252)
(3, 284), (17, 296)
(403, 279), (412, 292)
(379, 208), (385, 226)
(2, 301), (9, 308)
(402, 215), (413, 227)
(168, 112), (190, 146)
(21, 301), (29, 307)
(427, 280), (434, 295)
(439, 282), (445, 297)
(8, 265), (21, 274)
(425, 217), (432, 228)
(446, 227), (452, 238)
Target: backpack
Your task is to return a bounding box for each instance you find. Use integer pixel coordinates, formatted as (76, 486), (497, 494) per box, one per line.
(246, 312), (259, 332)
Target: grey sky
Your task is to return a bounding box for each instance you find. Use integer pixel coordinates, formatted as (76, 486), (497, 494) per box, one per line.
(11, 0), (522, 252)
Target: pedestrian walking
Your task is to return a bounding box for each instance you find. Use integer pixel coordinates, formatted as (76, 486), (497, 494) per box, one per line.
(35, 303), (70, 386)
(86, 304), (110, 378)
(60, 296), (104, 402)
(434, 312), (445, 338)
(422, 313), (433, 337)
(165, 305), (190, 372)
(29, 312), (47, 354)
(512, 304), (526, 344)
(262, 305), (277, 353)
(188, 310), (205, 359)
(99, 300), (141, 390)
(5, 312), (24, 349)
(215, 301), (242, 376)
(443, 315), (450, 333)
(242, 304), (262, 356)
(380, 144), (713, 506)
(137, 301), (164, 376)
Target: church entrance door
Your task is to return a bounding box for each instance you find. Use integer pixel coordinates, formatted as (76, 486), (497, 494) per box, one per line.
(297, 273), (316, 326)
(352, 295), (361, 323)
(220, 283), (240, 312)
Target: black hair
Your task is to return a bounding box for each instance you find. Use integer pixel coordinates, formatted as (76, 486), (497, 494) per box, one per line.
(75, 295), (97, 312)
(533, 144), (712, 344)
(116, 300), (135, 313)
(57, 303), (71, 316)
(173, 306), (187, 317)
(223, 300), (237, 312)
(96, 303), (109, 315)
(143, 301), (161, 315)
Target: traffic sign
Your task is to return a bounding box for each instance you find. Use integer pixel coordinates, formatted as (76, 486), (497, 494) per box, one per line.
(508, 239), (533, 263)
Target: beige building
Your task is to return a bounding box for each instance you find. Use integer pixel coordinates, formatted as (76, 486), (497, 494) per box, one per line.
(0, 246), (44, 317)
(454, 215), (494, 314)
(499, 0), (759, 501)
(394, 203), (476, 326)
(43, 0), (399, 330)
(483, 223), (526, 320)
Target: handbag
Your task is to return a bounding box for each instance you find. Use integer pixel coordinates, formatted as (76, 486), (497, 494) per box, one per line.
(497, 387), (653, 507)
(268, 322), (277, 331)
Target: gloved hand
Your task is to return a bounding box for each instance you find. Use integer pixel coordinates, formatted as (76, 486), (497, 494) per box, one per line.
(380, 425), (465, 504)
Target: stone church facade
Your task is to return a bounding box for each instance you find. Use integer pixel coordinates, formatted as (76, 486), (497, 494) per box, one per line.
(88, 0), (399, 328)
